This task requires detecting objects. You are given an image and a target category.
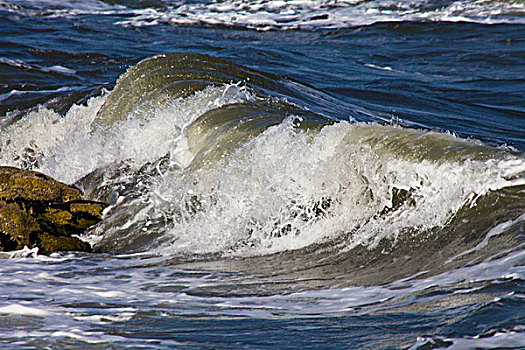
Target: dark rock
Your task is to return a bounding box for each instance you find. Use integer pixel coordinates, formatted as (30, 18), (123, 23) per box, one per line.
(0, 166), (107, 254)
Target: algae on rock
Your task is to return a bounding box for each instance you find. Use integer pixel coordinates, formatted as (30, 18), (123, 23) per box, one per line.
(0, 166), (107, 254)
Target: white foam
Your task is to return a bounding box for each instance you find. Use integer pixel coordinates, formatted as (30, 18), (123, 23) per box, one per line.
(409, 331), (525, 350)
(365, 63), (393, 71)
(50, 329), (111, 343)
(42, 65), (77, 75)
(0, 83), (254, 184)
(92, 290), (126, 298)
(2, 80), (523, 258)
(0, 303), (51, 316)
(0, 237), (522, 349)
(146, 120), (525, 257)
(0, 0), (127, 17)
(0, 246), (39, 259)
(114, 0), (525, 30)
(73, 311), (136, 323)
(3, 0), (523, 30)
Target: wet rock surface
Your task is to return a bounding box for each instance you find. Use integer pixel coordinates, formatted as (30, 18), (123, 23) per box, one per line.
(0, 166), (107, 253)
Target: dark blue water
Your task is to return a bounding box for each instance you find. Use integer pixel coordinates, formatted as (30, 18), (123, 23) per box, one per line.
(1, 1), (524, 349)
(2, 2), (524, 150)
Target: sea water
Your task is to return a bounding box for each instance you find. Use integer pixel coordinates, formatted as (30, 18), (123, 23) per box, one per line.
(1, 1), (524, 349)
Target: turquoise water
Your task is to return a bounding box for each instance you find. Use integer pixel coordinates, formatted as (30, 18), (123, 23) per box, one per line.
(1, 1), (524, 349)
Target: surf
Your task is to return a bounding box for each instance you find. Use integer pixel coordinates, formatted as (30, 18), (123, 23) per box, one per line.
(1, 53), (523, 286)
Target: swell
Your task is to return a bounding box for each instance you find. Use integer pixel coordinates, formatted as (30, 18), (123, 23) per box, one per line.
(93, 52), (329, 129)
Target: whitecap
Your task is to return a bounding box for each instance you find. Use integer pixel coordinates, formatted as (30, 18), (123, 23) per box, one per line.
(0, 303), (51, 316)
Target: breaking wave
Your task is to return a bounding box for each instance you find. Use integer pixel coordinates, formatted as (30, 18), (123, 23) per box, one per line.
(1, 52), (524, 285)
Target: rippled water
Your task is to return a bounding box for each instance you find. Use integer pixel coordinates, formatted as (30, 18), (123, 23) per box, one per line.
(1, 1), (524, 349)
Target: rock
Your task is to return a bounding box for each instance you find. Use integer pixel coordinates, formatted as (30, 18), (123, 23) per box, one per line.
(0, 166), (82, 203)
(0, 166), (107, 254)
(0, 202), (41, 251)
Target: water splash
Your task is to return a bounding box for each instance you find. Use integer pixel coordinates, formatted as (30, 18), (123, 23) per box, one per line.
(1, 54), (523, 268)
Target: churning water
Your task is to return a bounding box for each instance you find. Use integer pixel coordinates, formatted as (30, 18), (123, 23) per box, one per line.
(1, 1), (524, 349)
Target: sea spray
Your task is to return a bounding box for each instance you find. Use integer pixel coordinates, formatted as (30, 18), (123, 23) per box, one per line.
(1, 54), (523, 266)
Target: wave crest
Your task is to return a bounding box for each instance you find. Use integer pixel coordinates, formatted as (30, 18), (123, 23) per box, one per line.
(1, 53), (523, 283)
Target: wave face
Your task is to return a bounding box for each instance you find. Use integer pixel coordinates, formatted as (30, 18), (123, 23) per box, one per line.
(2, 0), (524, 30)
(1, 53), (524, 286)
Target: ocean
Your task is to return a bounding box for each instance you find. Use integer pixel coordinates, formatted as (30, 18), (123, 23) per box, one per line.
(1, 0), (524, 349)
